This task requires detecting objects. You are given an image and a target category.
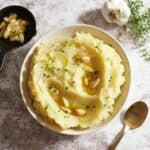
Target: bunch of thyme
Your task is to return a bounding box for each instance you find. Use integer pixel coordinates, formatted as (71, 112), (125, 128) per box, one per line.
(126, 0), (150, 60)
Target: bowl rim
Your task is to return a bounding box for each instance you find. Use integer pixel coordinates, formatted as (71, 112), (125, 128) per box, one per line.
(20, 24), (131, 135)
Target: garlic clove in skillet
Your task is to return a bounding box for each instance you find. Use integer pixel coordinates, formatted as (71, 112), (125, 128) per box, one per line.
(101, 0), (131, 26)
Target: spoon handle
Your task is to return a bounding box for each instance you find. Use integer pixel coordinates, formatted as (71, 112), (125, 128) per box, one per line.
(0, 49), (6, 71)
(108, 126), (127, 150)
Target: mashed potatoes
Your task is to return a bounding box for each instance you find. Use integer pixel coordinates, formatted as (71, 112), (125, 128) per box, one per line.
(28, 32), (125, 129)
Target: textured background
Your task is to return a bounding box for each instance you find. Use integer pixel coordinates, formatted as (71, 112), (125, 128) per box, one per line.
(0, 0), (150, 150)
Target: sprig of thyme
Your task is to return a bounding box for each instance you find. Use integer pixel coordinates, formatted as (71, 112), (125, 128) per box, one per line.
(128, 0), (150, 38)
(126, 0), (150, 60)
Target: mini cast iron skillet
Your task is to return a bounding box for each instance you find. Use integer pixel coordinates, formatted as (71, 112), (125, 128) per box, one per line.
(0, 5), (36, 71)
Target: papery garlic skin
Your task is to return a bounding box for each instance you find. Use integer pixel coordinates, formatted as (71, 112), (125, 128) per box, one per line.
(101, 0), (131, 25)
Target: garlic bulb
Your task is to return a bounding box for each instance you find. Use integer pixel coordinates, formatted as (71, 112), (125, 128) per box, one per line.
(101, 0), (131, 25)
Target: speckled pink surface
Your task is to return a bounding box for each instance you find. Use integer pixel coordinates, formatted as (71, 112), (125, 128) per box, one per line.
(0, 0), (150, 150)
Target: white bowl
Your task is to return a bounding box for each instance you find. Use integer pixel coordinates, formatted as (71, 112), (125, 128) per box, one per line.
(20, 24), (130, 135)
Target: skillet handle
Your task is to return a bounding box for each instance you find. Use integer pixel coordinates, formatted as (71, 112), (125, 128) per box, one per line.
(0, 49), (6, 71)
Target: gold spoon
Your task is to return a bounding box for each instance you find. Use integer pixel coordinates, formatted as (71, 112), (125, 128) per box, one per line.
(109, 101), (148, 150)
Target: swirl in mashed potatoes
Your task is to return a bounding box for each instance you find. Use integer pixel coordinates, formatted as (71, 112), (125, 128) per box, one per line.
(28, 32), (125, 129)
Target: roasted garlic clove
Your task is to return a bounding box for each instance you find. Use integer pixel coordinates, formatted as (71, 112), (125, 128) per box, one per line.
(18, 33), (24, 43)
(51, 93), (59, 100)
(49, 87), (59, 100)
(73, 51), (91, 63)
(84, 77), (100, 89)
(74, 108), (86, 116)
(83, 77), (89, 86)
(4, 26), (11, 39)
(60, 106), (71, 114)
(88, 77), (100, 89)
(62, 97), (69, 107)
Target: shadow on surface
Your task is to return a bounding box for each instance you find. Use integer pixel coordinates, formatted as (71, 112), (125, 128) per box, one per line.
(0, 44), (78, 150)
(79, 9), (117, 30)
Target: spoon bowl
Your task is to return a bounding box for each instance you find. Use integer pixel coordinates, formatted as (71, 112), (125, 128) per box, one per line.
(109, 101), (148, 150)
(124, 101), (148, 129)
(0, 5), (36, 70)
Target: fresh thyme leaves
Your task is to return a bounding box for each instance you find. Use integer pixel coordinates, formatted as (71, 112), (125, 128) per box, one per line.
(71, 81), (75, 84)
(64, 68), (69, 72)
(106, 57), (109, 61)
(95, 45), (99, 49)
(46, 74), (50, 78)
(65, 87), (68, 90)
(140, 48), (150, 60)
(128, 0), (150, 38)
(109, 44), (112, 47)
(45, 104), (49, 110)
(105, 96), (109, 99)
(64, 115), (69, 119)
(108, 76), (112, 82)
(126, 0), (150, 60)
(92, 105), (96, 109)
(43, 73), (46, 76)
(56, 68), (60, 71)
(86, 105), (90, 109)
(51, 59), (55, 63)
